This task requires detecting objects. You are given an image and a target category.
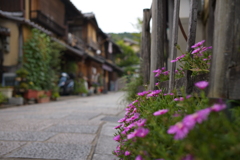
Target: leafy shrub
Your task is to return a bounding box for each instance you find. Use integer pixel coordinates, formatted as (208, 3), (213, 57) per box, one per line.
(0, 92), (7, 104)
(113, 40), (240, 160)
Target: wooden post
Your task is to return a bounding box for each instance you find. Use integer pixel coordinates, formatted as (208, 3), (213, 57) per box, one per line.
(185, 0), (199, 94)
(208, 0), (240, 99)
(168, 0), (180, 93)
(149, 0), (165, 90)
(141, 9), (151, 85)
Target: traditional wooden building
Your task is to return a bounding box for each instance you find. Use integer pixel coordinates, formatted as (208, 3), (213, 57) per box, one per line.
(0, 0), (122, 92)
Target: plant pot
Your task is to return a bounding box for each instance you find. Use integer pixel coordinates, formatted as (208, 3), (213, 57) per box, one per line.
(24, 90), (38, 99)
(37, 97), (50, 103)
(9, 97), (24, 105)
(0, 88), (13, 99)
(37, 91), (44, 98)
(45, 91), (52, 97)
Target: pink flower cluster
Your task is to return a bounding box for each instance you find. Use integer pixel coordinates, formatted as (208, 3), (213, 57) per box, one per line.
(191, 40), (212, 55)
(171, 54), (185, 63)
(147, 90), (162, 97)
(113, 99), (150, 157)
(153, 68), (170, 77)
(195, 81), (208, 90)
(174, 95), (191, 101)
(167, 101), (227, 140)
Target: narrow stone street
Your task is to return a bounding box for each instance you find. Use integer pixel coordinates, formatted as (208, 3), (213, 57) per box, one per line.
(0, 92), (126, 160)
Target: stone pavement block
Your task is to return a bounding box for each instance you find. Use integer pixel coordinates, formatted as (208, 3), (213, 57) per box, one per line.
(46, 133), (96, 144)
(0, 119), (56, 132)
(44, 124), (99, 134)
(22, 113), (69, 119)
(95, 135), (118, 155)
(65, 112), (100, 120)
(0, 131), (57, 141)
(92, 153), (118, 160)
(57, 119), (101, 126)
(0, 141), (26, 156)
(101, 116), (122, 123)
(100, 123), (119, 137)
(6, 142), (92, 160)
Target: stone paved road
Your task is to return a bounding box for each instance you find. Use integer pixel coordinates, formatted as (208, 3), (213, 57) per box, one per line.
(0, 91), (126, 160)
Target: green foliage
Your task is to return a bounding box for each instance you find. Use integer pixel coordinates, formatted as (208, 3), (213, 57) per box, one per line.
(64, 61), (78, 74)
(109, 32), (139, 42)
(123, 76), (143, 103)
(16, 68), (29, 78)
(23, 29), (65, 90)
(113, 86), (240, 159)
(74, 78), (88, 94)
(0, 92), (7, 104)
(116, 40), (139, 74)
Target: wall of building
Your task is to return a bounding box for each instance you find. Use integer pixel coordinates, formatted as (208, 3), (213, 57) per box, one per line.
(30, 0), (65, 27)
(87, 23), (97, 43)
(0, 19), (19, 66)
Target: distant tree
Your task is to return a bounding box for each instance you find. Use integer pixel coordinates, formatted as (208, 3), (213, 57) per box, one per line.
(115, 40), (139, 75)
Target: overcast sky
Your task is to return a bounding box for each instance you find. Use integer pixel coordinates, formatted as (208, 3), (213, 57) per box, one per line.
(71, 0), (152, 33)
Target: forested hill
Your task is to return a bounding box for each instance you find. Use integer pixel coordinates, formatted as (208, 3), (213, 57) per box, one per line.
(109, 32), (140, 42)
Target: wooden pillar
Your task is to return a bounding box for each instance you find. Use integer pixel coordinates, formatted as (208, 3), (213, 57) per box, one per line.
(208, 0), (240, 99)
(168, 0), (180, 93)
(149, 0), (165, 90)
(185, 0), (199, 94)
(141, 9), (151, 85)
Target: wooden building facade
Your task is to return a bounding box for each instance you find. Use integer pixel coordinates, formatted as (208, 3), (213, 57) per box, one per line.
(0, 0), (123, 92)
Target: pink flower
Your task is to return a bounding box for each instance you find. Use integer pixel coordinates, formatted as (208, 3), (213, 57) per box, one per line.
(161, 67), (166, 70)
(125, 151), (131, 156)
(114, 124), (122, 129)
(113, 135), (121, 141)
(181, 154), (194, 160)
(169, 93), (174, 96)
(171, 59), (178, 63)
(153, 109), (169, 116)
(163, 71), (170, 75)
(191, 40), (205, 48)
(126, 113), (140, 122)
(191, 48), (201, 54)
(136, 155), (144, 160)
(155, 82), (159, 86)
(138, 91), (148, 96)
(118, 117), (126, 123)
(155, 72), (161, 77)
(183, 108), (211, 129)
(167, 122), (189, 140)
(195, 81), (209, 89)
(136, 127), (149, 138)
(179, 97), (184, 101)
(127, 130), (138, 139)
(200, 46), (212, 53)
(174, 98), (179, 101)
(153, 69), (161, 73)
(186, 95), (192, 99)
(211, 103), (226, 112)
(147, 90), (161, 97)
(136, 119), (147, 127)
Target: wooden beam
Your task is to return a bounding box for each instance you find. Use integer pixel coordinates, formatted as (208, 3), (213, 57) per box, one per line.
(208, 0), (240, 99)
(185, 0), (199, 94)
(168, 0), (180, 93)
(149, 0), (165, 90)
(141, 9), (151, 84)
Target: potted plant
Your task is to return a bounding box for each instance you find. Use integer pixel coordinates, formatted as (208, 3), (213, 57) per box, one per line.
(37, 94), (50, 103)
(0, 92), (7, 106)
(9, 95), (24, 106)
(0, 86), (14, 99)
(51, 92), (60, 101)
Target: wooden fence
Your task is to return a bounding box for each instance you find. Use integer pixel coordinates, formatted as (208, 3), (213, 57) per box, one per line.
(140, 0), (240, 100)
